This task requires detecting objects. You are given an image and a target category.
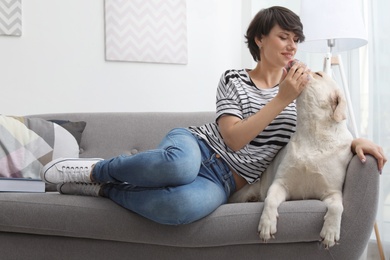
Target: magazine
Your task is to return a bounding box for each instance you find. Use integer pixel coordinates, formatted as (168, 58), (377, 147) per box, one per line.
(0, 178), (45, 193)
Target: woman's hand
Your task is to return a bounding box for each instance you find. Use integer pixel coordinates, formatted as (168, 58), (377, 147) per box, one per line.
(352, 138), (387, 172)
(277, 62), (311, 105)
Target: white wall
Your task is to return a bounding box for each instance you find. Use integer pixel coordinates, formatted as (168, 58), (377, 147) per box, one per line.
(0, 0), (248, 115)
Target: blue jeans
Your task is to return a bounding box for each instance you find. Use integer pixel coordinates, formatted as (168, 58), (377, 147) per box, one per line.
(92, 128), (236, 225)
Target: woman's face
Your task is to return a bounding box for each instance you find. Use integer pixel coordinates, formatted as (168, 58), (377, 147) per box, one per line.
(258, 24), (299, 67)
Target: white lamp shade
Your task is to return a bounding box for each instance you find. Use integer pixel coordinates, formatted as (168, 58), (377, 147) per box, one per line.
(298, 0), (368, 53)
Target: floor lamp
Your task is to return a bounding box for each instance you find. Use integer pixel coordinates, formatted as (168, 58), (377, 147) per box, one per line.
(299, 0), (385, 259)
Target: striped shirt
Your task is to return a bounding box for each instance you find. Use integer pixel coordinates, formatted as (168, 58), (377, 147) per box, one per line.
(189, 69), (296, 184)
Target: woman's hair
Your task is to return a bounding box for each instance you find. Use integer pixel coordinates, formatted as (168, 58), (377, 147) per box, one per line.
(245, 6), (305, 62)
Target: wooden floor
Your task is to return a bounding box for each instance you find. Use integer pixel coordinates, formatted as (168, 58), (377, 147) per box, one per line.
(364, 240), (388, 260)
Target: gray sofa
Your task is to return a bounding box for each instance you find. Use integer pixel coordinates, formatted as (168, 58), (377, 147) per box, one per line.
(0, 112), (380, 260)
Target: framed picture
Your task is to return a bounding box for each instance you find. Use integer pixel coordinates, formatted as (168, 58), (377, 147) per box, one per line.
(105, 0), (188, 64)
(0, 0), (22, 36)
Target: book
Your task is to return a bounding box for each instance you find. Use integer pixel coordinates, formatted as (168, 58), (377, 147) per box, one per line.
(0, 178), (45, 193)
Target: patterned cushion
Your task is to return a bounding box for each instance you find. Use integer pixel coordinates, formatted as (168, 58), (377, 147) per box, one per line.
(0, 115), (79, 179)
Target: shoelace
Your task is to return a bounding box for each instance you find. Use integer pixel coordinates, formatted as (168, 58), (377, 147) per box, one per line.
(60, 182), (101, 196)
(61, 166), (91, 183)
(78, 183), (100, 196)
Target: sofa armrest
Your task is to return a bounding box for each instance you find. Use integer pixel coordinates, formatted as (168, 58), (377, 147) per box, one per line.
(332, 154), (380, 258)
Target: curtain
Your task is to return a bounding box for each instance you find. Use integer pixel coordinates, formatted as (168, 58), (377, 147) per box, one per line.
(366, 0), (390, 256)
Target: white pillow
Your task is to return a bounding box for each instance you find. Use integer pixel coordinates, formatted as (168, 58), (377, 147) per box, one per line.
(51, 123), (79, 159)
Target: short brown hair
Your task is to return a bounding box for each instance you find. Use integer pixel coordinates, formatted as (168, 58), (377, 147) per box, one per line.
(245, 6), (305, 62)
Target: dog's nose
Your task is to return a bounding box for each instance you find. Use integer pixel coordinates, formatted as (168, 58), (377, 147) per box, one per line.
(285, 59), (299, 72)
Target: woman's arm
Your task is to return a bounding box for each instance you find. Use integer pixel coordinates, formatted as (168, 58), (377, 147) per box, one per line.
(218, 63), (310, 151)
(218, 96), (290, 151)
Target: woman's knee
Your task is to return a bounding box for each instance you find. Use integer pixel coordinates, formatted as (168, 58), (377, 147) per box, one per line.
(160, 134), (202, 184)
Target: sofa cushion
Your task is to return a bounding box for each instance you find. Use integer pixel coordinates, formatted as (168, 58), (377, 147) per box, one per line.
(0, 115), (53, 179)
(0, 192), (327, 247)
(50, 122), (79, 159)
(0, 116), (79, 179)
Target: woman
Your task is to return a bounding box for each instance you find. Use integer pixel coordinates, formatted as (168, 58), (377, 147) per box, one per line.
(41, 6), (386, 225)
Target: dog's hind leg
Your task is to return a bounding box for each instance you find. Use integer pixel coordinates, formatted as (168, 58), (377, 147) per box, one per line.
(258, 181), (288, 242)
(320, 191), (343, 248)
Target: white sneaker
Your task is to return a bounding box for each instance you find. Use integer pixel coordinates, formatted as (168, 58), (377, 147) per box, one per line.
(58, 182), (101, 197)
(41, 158), (103, 184)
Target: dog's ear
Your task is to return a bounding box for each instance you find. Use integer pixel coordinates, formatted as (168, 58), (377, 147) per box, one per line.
(332, 89), (347, 122)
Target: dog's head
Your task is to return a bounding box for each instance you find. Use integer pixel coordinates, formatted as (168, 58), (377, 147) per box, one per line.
(297, 72), (347, 123)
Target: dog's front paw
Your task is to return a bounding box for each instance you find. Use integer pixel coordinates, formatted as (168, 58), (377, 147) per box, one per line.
(258, 215), (277, 242)
(320, 224), (340, 248)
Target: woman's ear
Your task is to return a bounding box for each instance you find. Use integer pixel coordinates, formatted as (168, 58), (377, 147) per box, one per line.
(255, 36), (262, 48)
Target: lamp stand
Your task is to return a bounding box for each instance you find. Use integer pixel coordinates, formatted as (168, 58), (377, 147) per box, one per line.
(323, 54), (385, 260)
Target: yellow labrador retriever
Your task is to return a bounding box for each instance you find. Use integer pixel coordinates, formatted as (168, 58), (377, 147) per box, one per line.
(229, 71), (353, 248)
